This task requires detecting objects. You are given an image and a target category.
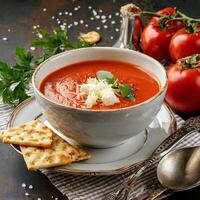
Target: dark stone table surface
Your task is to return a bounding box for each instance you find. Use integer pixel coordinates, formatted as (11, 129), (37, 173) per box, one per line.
(0, 0), (199, 199)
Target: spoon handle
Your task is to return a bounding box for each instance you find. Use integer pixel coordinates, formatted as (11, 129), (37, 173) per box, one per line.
(153, 116), (200, 156)
(104, 116), (200, 200)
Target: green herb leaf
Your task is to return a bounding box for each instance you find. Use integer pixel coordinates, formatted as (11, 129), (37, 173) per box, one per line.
(15, 48), (33, 67)
(0, 27), (92, 106)
(96, 70), (116, 84)
(119, 84), (135, 100)
(96, 70), (135, 101)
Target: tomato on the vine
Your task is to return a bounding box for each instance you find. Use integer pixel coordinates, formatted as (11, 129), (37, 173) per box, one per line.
(165, 54), (200, 114)
(169, 28), (200, 62)
(141, 7), (183, 62)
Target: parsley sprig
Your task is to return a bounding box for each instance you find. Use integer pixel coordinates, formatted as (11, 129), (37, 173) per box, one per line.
(96, 70), (135, 100)
(0, 27), (91, 106)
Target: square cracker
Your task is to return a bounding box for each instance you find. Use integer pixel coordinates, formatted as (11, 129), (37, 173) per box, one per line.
(2, 119), (53, 147)
(20, 134), (91, 170)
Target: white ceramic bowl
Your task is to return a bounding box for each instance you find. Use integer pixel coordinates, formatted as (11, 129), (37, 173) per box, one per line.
(32, 47), (167, 148)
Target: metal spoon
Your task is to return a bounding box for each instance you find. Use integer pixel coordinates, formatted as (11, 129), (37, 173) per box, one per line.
(157, 146), (200, 191)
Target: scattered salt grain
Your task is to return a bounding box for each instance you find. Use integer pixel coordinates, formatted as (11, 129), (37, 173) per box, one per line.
(69, 12), (72, 16)
(108, 14), (112, 19)
(51, 16), (55, 19)
(21, 183), (26, 188)
(59, 12), (62, 16)
(8, 29), (11, 32)
(30, 46), (36, 51)
(74, 21), (78, 26)
(115, 12), (119, 16)
(78, 6), (81, 9)
(115, 28), (119, 32)
(25, 192), (29, 196)
(104, 25), (108, 29)
(85, 24), (89, 27)
(74, 7), (78, 11)
(2, 37), (8, 41)
(60, 25), (66, 30)
(63, 22), (67, 26)
(101, 15), (106, 19)
(99, 9), (103, 13)
(101, 19), (107, 23)
(111, 21), (116, 24)
(65, 11), (68, 15)
(37, 33), (43, 38)
(68, 24), (73, 29)
(37, 25), (40, 28)
(42, 8), (47, 12)
(55, 198), (58, 200)
(96, 27), (101, 30)
(37, 198), (41, 200)
(29, 185), (34, 189)
(57, 21), (61, 25)
(92, 9), (97, 16)
(33, 25), (37, 29)
(88, 6), (92, 10)
(90, 17), (94, 20)
(80, 20), (84, 24)
(110, 36), (114, 40)
(96, 15), (100, 19)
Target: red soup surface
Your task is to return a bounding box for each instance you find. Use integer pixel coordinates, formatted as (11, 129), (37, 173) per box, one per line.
(40, 60), (160, 109)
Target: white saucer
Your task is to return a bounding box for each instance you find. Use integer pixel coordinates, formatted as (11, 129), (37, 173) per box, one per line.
(7, 97), (176, 176)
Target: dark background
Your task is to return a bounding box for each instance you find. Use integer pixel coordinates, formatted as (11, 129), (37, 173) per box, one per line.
(0, 0), (200, 199)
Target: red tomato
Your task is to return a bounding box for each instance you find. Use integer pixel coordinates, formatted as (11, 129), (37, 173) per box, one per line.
(169, 28), (200, 62)
(141, 7), (183, 61)
(165, 62), (200, 114)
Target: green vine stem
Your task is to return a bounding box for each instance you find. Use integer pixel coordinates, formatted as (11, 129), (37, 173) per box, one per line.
(141, 10), (200, 33)
(178, 54), (200, 70)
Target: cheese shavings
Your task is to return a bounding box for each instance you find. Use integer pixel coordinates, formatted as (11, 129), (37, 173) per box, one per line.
(80, 77), (120, 108)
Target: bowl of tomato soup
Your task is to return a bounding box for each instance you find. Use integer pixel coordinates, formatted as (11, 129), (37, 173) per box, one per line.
(32, 47), (167, 148)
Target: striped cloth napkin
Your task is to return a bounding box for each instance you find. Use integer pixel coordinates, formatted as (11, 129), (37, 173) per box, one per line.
(0, 96), (200, 200)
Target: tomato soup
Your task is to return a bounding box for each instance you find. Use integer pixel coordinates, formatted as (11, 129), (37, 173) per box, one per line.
(40, 60), (160, 109)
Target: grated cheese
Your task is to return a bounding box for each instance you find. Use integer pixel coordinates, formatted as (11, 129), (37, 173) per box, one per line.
(80, 78), (120, 108)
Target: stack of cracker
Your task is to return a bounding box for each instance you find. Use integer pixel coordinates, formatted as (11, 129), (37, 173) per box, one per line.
(0, 119), (91, 170)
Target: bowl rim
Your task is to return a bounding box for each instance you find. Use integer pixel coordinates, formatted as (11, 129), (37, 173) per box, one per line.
(32, 47), (167, 112)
